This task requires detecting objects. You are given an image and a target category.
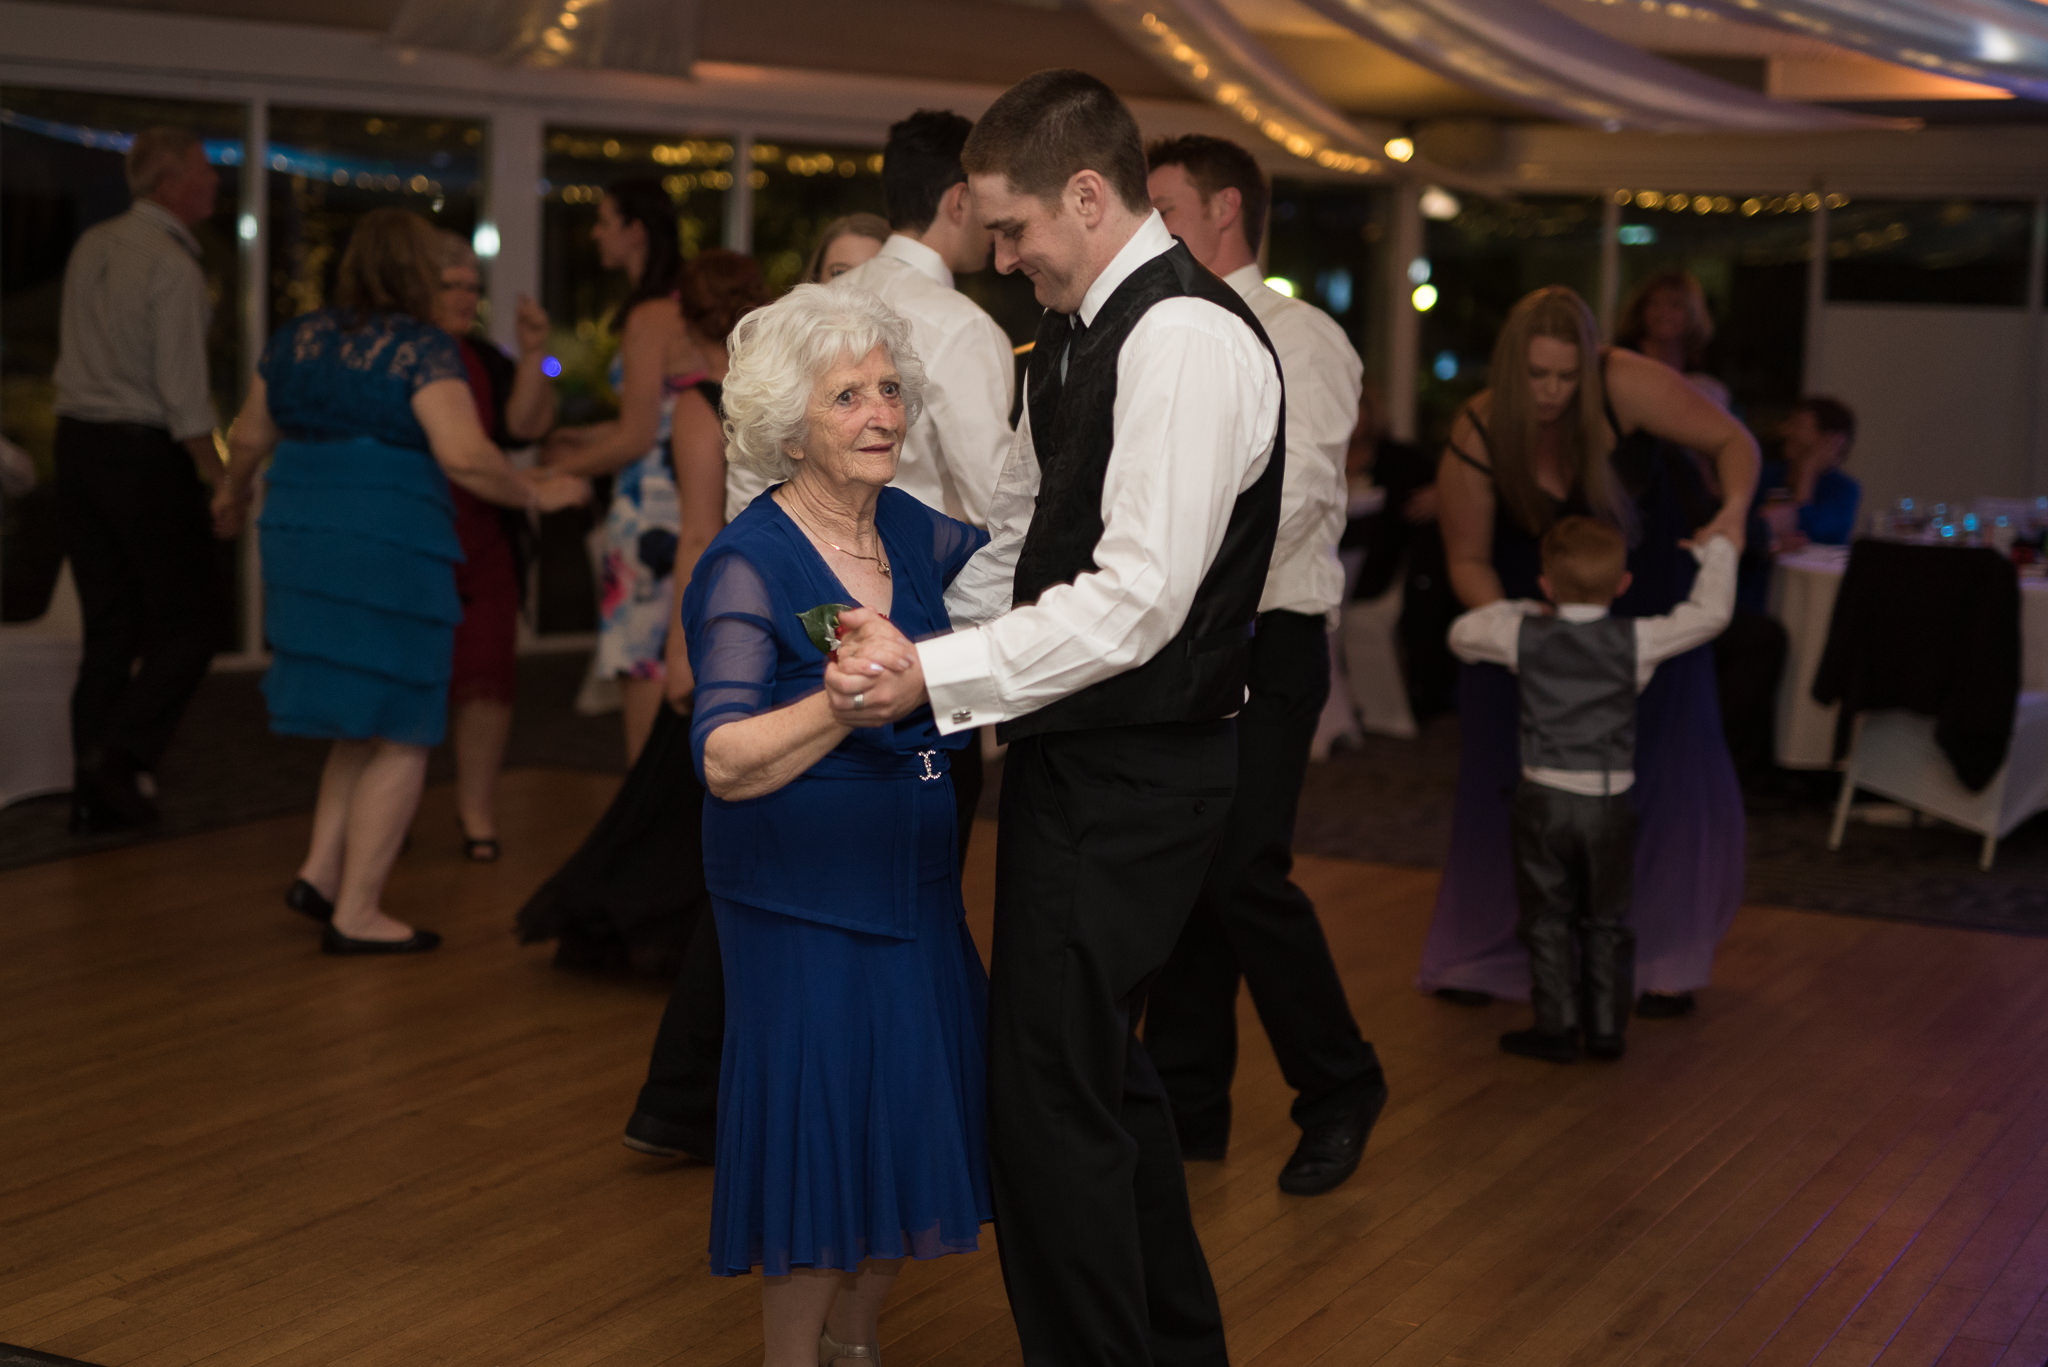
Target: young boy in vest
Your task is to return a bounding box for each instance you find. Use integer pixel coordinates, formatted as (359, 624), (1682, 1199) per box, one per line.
(1448, 517), (1736, 1063)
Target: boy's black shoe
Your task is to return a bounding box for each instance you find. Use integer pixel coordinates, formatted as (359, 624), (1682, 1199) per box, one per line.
(1584, 1032), (1626, 1060)
(1500, 1028), (1580, 1064)
(1636, 991), (1696, 1019)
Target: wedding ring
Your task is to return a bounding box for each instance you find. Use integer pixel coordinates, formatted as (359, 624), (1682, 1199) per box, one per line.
(853, 691), (867, 710)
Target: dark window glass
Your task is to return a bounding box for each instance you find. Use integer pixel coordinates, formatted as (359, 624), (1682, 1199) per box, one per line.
(1617, 190), (1814, 421)
(1, 87), (244, 631)
(1266, 179), (1392, 404)
(1826, 198), (2031, 307)
(1418, 193), (1604, 446)
(748, 140), (885, 295)
(266, 107), (484, 338)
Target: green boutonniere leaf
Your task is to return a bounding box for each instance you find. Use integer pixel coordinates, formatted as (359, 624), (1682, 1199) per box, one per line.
(797, 602), (857, 657)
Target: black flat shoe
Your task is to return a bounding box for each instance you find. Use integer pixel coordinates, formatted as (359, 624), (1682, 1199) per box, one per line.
(461, 834), (501, 863)
(622, 1110), (714, 1163)
(1278, 1079), (1389, 1196)
(320, 925), (441, 955)
(1584, 1032), (1627, 1060)
(1433, 987), (1494, 1007)
(285, 878), (335, 924)
(1501, 1028), (1580, 1064)
(1636, 991), (1697, 1020)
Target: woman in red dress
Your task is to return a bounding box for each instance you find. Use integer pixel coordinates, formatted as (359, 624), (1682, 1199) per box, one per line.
(431, 232), (558, 859)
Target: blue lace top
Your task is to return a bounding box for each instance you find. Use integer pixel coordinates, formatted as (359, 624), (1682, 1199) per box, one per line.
(684, 486), (989, 937)
(259, 309), (467, 452)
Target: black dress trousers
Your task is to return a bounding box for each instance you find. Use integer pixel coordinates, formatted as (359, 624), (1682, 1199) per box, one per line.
(53, 418), (220, 772)
(1144, 611), (1383, 1148)
(989, 720), (1237, 1367)
(631, 895), (725, 1154)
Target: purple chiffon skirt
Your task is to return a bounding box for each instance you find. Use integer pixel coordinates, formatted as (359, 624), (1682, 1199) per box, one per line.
(1417, 649), (1746, 999)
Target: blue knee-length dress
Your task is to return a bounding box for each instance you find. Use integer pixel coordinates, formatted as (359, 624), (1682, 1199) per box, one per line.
(256, 310), (469, 747)
(684, 485), (993, 1276)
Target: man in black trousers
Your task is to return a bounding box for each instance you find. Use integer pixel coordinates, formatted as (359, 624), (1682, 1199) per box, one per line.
(826, 68), (1281, 1367)
(1139, 134), (1389, 1197)
(52, 126), (225, 831)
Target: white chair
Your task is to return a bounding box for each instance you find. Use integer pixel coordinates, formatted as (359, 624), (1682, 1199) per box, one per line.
(1338, 582), (1419, 740)
(1827, 692), (2048, 871)
(0, 558), (84, 810)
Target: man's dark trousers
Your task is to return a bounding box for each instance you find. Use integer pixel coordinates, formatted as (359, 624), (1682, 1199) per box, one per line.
(54, 417), (218, 776)
(1144, 610), (1383, 1149)
(989, 719), (1236, 1367)
(631, 897), (725, 1155)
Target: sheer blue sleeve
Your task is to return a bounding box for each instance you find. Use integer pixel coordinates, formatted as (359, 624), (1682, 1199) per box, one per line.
(402, 324), (468, 393)
(927, 505), (991, 588)
(687, 548), (783, 780)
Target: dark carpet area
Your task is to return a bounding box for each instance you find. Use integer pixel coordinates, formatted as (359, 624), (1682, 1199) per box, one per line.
(7, 656), (2047, 934)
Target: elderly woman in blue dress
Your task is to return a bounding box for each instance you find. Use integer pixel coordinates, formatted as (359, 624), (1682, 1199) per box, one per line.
(680, 284), (990, 1365)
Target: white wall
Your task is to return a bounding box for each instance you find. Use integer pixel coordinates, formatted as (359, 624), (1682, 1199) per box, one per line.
(1808, 304), (2041, 516)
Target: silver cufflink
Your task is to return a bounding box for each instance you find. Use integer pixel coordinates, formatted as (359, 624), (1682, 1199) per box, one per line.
(951, 709), (973, 724)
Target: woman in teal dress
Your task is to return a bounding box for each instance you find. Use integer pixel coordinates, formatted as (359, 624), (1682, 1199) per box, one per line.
(684, 284), (990, 1366)
(213, 208), (586, 954)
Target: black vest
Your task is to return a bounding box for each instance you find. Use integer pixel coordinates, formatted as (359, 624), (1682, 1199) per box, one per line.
(999, 239), (1285, 743)
(1516, 615), (1639, 776)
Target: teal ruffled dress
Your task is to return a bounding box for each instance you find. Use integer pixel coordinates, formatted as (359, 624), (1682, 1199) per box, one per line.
(256, 310), (469, 747)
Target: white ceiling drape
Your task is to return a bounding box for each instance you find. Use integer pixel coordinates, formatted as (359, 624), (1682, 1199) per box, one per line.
(1298, 0), (1900, 130)
(1672, 0), (2048, 100)
(386, 0), (695, 76)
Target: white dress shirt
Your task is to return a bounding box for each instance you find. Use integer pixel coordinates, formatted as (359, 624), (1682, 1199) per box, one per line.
(53, 200), (215, 441)
(1221, 265), (1362, 623)
(724, 234), (1015, 526)
(916, 212), (1283, 736)
(1445, 536), (1737, 794)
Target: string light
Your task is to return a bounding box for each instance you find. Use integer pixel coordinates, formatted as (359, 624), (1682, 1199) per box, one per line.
(1384, 137), (1415, 163)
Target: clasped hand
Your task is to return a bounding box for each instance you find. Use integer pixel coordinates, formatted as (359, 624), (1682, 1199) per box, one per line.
(822, 608), (926, 725)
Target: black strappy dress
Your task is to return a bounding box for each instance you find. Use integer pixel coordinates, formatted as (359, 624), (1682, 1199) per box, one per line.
(1417, 363), (1745, 998)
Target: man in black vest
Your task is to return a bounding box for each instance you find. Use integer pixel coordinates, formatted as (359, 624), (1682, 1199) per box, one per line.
(824, 68), (1282, 1367)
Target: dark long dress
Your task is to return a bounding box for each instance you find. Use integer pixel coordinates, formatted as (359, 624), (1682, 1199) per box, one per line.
(1417, 381), (1746, 998)
(514, 380), (721, 976)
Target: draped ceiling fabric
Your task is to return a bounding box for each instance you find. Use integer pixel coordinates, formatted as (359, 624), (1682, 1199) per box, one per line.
(1671, 0), (2048, 101)
(386, 0), (695, 76)
(1297, 0), (1901, 130)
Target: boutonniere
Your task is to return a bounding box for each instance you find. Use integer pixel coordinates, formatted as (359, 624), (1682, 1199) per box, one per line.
(797, 602), (857, 660)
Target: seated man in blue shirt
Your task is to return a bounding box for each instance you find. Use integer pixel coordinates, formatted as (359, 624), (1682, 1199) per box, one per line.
(1758, 395), (1860, 549)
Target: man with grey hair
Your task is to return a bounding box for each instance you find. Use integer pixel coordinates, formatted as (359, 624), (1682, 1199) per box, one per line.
(53, 124), (225, 831)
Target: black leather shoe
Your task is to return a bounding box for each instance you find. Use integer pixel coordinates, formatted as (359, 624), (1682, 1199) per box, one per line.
(1278, 1081), (1388, 1196)
(76, 754), (159, 829)
(285, 879), (335, 924)
(1636, 991), (1697, 1019)
(1433, 987), (1493, 1007)
(320, 926), (441, 955)
(1584, 1032), (1626, 1060)
(622, 1110), (714, 1162)
(1501, 1028), (1580, 1063)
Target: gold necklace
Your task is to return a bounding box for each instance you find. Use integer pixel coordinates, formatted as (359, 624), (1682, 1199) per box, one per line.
(788, 504), (891, 578)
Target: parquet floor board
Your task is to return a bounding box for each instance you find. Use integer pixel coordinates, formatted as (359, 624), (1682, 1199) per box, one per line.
(8, 767), (2048, 1367)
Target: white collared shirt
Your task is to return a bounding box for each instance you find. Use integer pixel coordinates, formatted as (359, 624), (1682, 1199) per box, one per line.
(916, 211), (1283, 735)
(724, 233), (1015, 527)
(1445, 537), (1738, 794)
(53, 199), (215, 440)
(1221, 264), (1361, 623)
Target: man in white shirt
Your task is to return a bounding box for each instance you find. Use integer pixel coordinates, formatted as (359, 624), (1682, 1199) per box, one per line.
(52, 126), (224, 832)
(823, 69), (1281, 1367)
(1139, 134), (1388, 1199)
(726, 110), (1014, 530)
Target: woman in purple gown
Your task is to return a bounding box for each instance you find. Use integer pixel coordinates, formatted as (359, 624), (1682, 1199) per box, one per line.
(1420, 287), (1760, 1013)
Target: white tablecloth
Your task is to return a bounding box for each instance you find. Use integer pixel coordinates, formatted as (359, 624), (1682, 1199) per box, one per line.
(1770, 545), (2048, 769)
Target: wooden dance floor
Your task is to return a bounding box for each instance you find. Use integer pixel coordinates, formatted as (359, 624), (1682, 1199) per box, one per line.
(6, 767), (2048, 1367)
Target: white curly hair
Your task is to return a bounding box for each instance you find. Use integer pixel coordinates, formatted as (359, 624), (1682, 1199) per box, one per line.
(720, 283), (927, 482)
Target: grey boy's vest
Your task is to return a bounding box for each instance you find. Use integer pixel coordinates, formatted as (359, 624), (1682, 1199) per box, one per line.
(1516, 615), (1639, 775)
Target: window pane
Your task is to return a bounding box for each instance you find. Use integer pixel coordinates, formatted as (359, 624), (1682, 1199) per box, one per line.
(1617, 191), (1813, 419)
(1826, 198), (2031, 307)
(1267, 179), (1393, 399)
(266, 107), (484, 336)
(1, 87), (244, 633)
(1419, 193), (1604, 444)
(748, 140), (885, 295)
